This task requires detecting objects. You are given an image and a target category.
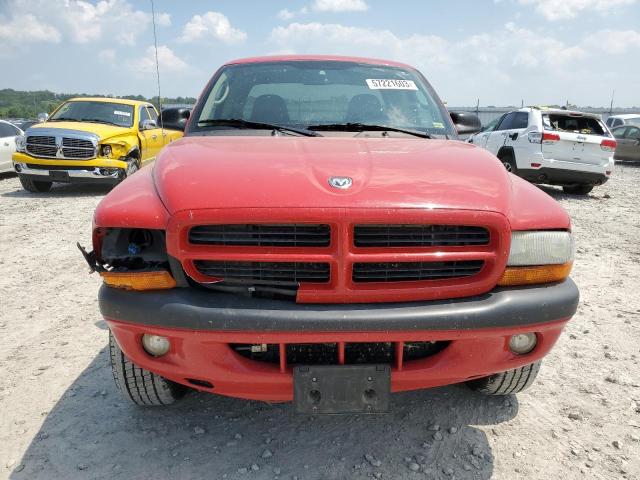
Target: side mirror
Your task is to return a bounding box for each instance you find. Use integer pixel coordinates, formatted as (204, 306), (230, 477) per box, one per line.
(158, 107), (192, 132)
(449, 111), (482, 136)
(140, 119), (158, 130)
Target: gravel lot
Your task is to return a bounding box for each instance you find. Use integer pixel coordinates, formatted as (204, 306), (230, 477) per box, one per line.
(0, 165), (638, 480)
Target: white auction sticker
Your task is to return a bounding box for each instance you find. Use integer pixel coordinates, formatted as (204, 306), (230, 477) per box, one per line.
(114, 110), (131, 117)
(366, 79), (418, 90)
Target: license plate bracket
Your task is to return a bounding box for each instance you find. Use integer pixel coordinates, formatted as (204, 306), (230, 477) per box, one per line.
(294, 364), (390, 414)
(49, 170), (70, 181)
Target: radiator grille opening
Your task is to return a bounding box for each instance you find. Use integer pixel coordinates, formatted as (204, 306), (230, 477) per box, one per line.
(231, 341), (449, 366)
(189, 224), (330, 247)
(352, 260), (484, 283)
(193, 260), (330, 284)
(354, 224), (490, 247)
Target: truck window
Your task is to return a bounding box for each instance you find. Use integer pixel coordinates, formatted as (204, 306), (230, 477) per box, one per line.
(146, 106), (159, 122)
(139, 106), (151, 125)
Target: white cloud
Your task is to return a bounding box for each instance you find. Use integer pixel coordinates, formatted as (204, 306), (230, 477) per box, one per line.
(268, 21), (638, 104)
(2, 0), (171, 46)
(517, 0), (637, 20)
(179, 11), (247, 44)
(583, 29), (640, 54)
(98, 48), (116, 63)
(313, 0), (369, 11)
(156, 12), (171, 27)
(268, 21), (601, 72)
(277, 9), (296, 20)
(130, 45), (189, 74)
(0, 13), (61, 44)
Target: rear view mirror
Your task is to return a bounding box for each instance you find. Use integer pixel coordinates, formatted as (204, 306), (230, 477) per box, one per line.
(449, 111), (482, 136)
(159, 107), (192, 132)
(140, 119), (157, 130)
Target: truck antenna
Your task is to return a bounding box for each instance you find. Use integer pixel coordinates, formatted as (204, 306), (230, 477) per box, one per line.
(150, 0), (164, 133)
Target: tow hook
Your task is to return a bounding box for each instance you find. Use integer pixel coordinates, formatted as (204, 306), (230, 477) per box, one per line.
(77, 242), (105, 273)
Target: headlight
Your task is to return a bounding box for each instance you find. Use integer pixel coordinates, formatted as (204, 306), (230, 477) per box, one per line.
(498, 231), (574, 286)
(507, 231), (574, 266)
(15, 135), (26, 152)
(100, 145), (112, 158)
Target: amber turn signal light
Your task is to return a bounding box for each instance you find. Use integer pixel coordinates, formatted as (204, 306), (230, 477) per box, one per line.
(100, 271), (176, 291)
(497, 262), (572, 287)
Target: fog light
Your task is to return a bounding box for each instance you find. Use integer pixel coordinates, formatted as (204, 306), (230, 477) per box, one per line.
(141, 334), (170, 357)
(14, 163), (22, 172)
(509, 333), (537, 354)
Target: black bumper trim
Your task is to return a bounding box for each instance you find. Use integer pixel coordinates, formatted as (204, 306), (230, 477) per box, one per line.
(518, 167), (608, 186)
(99, 279), (579, 332)
(18, 173), (120, 185)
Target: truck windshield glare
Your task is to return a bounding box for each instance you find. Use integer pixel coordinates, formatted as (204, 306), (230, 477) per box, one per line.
(49, 101), (134, 128)
(190, 61), (455, 138)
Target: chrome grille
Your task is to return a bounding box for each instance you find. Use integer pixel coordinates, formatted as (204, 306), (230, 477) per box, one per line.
(26, 136), (56, 157)
(352, 260), (484, 283)
(62, 137), (94, 159)
(25, 134), (95, 160)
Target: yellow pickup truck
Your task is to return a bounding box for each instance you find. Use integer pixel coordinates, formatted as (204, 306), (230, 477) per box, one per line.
(12, 97), (184, 192)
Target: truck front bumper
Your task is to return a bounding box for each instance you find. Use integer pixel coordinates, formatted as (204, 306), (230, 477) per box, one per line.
(102, 279), (579, 401)
(15, 163), (122, 184)
(12, 152), (127, 185)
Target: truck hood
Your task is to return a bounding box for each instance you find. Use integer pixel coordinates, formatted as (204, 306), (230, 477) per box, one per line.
(27, 121), (130, 140)
(154, 136), (512, 214)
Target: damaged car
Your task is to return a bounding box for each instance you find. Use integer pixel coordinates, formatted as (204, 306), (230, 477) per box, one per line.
(82, 56), (579, 413)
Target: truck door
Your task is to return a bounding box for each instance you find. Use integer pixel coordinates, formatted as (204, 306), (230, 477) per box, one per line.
(138, 106), (163, 164)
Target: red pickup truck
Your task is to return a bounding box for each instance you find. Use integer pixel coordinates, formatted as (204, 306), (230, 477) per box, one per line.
(84, 55), (579, 413)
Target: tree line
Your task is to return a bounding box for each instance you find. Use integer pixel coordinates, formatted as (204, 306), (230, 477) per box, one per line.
(0, 89), (196, 119)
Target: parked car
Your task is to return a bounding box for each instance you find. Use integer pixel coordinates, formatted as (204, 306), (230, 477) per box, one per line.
(471, 107), (615, 195)
(0, 119), (23, 174)
(605, 114), (640, 129)
(12, 98), (184, 193)
(612, 125), (640, 162)
(82, 55), (578, 413)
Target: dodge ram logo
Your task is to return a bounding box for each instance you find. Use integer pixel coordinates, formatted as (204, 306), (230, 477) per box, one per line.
(328, 176), (353, 189)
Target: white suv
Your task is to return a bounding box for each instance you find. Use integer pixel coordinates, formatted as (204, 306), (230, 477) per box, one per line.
(469, 107), (615, 195)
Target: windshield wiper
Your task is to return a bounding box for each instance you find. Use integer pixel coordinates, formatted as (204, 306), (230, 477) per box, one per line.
(307, 123), (432, 139)
(80, 118), (122, 127)
(48, 117), (80, 122)
(197, 118), (321, 137)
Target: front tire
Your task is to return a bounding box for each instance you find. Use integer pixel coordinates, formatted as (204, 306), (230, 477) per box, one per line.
(109, 330), (187, 406)
(562, 184), (594, 195)
(115, 157), (140, 186)
(19, 176), (52, 193)
(467, 361), (541, 395)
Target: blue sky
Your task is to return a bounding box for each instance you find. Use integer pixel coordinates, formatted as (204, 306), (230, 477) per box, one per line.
(1, 0), (639, 106)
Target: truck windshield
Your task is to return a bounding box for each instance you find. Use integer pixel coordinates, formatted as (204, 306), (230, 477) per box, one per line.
(191, 61), (454, 138)
(49, 101), (134, 128)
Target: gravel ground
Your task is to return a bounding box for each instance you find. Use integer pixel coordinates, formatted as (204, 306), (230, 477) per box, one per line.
(0, 165), (639, 480)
